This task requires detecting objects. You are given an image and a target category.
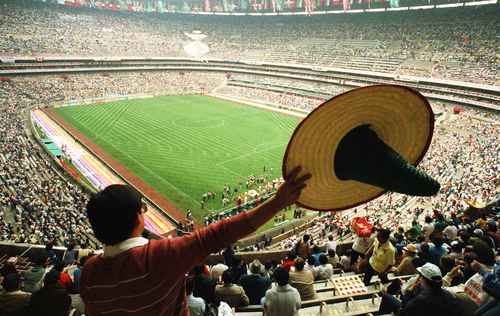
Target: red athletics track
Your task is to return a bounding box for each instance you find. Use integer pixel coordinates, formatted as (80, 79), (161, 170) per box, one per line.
(43, 108), (188, 228)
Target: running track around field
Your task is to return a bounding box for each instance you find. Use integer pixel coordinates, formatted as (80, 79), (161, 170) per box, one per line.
(36, 108), (185, 235)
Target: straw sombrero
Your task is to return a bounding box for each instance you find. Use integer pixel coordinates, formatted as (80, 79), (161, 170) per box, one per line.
(283, 85), (440, 211)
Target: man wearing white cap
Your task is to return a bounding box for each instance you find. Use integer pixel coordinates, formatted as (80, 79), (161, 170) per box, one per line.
(400, 263), (463, 316)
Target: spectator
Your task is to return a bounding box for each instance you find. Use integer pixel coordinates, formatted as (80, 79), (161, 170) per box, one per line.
(400, 263), (463, 316)
(192, 264), (217, 304)
(423, 216), (435, 240)
(22, 254), (48, 294)
(393, 244), (419, 276)
(210, 260), (229, 281)
(0, 273), (31, 316)
(363, 229), (396, 285)
(239, 260), (271, 305)
(289, 257), (317, 301)
(28, 270), (72, 316)
(228, 256), (247, 285)
(327, 249), (339, 268)
(186, 277), (205, 316)
(45, 242), (59, 266)
(214, 270), (249, 308)
(340, 249), (352, 272)
(442, 223), (458, 242)
(264, 266), (301, 316)
(71, 255), (88, 294)
(314, 254), (333, 280)
(377, 279), (402, 315)
(62, 242), (77, 267)
(310, 246), (322, 266)
(54, 262), (74, 292)
(351, 234), (374, 266)
(294, 234), (311, 259)
(281, 252), (297, 271)
(79, 170), (308, 315)
(325, 235), (337, 253)
(429, 233), (448, 266)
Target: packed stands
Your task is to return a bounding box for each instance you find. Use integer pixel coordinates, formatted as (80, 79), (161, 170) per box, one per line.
(0, 1), (497, 84)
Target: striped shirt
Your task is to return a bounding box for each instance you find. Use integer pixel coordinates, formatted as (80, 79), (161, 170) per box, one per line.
(80, 211), (255, 315)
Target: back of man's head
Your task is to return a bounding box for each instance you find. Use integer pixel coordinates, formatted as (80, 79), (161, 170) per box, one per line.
(377, 229), (391, 242)
(250, 260), (262, 275)
(86, 184), (142, 245)
(303, 234), (310, 243)
(273, 266), (289, 286)
(44, 270), (61, 287)
(328, 235), (333, 241)
(294, 257), (305, 271)
(319, 254), (328, 265)
(2, 273), (20, 292)
(222, 270), (233, 284)
(193, 265), (205, 276)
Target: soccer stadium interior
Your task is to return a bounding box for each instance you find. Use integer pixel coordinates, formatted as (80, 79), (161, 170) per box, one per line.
(0, 0), (499, 315)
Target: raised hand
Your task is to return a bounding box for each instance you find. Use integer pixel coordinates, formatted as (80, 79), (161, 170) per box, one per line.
(273, 166), (312, 210)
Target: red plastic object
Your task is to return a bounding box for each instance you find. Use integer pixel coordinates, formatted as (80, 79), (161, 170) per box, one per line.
(351, 217), (373, 237)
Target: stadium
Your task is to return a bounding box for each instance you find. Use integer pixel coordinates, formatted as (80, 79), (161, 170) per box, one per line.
(0, 0), (499, 315)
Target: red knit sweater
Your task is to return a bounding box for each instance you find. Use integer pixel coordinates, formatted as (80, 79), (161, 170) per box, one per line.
(80, 211), (255, 315)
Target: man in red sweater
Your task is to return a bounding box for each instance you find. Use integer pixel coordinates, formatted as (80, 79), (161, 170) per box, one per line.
(80, 166), (310, 315)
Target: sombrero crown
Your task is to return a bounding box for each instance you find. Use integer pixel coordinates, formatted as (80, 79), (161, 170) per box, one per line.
(283, 85), (440, 211)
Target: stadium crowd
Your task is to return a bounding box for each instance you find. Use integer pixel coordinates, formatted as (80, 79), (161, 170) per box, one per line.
(4, 202), (498, 315)
(0, 1), (497, 85)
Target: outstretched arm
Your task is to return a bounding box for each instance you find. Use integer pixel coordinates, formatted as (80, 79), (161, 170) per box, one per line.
(162, 166), (311, 273)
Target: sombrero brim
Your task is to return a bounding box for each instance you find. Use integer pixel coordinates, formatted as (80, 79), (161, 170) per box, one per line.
(283, 85), (434, 211)
(466, 199), (486, 209)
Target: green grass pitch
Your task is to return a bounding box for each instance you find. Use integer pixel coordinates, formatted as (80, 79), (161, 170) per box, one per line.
(54, 95), (300, 221)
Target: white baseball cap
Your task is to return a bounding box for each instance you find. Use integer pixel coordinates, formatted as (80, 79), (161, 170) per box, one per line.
(416, 263), (442, 282)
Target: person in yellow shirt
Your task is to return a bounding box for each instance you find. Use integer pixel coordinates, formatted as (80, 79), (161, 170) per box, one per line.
(363, 229), (396, 285)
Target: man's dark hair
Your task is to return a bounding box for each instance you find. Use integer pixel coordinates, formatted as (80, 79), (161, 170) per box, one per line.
(303, 234), (310, 243)
(307, 256), (315, 266)
(472, 240), (495, 266)
(222, 270), (233, 284)
(2, 273), (20, 292)
(328, 235), (333, 241)
(387, 279), (402, 295)
(193, 265), (205, 275)
(232, 256), (242, 268)
(44, 270), (61, 287)
(273, 266), (289, 286)
(378, 229), (391, 241)
(86, 184), (143, 245)
(319, 254), (328, 265)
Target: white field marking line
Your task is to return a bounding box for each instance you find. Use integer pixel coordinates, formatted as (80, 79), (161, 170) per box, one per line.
(104, 141), (200, 205)
(216, 143), (283, 167)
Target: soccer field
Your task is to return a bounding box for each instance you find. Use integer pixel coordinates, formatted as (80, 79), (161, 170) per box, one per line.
(54, 95), (300, 221)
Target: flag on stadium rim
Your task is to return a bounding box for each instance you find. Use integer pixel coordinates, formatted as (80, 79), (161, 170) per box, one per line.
(283, 85), (440, 211)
